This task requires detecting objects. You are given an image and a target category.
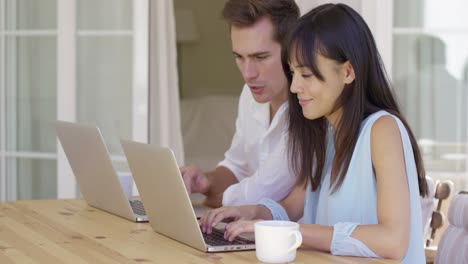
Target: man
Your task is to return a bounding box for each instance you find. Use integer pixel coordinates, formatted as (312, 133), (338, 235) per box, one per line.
(181, 0), (300, 207)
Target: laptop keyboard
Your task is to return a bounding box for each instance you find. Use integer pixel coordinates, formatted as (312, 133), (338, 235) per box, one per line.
(129, 200), (146, 216)
(202, 228), (253, 246)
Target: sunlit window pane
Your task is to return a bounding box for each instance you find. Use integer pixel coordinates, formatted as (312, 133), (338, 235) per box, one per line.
(10, 158), (57, 200)
(5, 36), (57, 153)
(77, 37), (132, 154)
(77, 0), (132, 30)
(6, 0), (57, 30)
(393, 0), (468, 191)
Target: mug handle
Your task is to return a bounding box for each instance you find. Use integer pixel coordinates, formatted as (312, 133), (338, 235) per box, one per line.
(287, 230), (303, 253)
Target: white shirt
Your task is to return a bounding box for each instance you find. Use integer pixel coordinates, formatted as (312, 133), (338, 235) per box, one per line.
(218, 84), (295, 206)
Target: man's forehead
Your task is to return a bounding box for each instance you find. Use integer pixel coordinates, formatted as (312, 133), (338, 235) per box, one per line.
(230, 28), (278, 56)
(231, 18), (277, 45)
(230, 16), (275, 36)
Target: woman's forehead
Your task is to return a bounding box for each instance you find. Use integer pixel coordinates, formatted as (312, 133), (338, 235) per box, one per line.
(288, 44), (307, 65)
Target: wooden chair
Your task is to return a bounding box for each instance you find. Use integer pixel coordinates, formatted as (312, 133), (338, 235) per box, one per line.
(425, 180), (454, 264)
(434, 191), (468, 264)
(426, 180), (454, 247)
(421, 176), (436, 240)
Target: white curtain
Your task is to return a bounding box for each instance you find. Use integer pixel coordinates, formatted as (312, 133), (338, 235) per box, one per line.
(149, 0), (184, 164)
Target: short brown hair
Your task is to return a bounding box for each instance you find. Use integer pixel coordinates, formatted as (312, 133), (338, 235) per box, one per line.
(222, 0), (300, 44)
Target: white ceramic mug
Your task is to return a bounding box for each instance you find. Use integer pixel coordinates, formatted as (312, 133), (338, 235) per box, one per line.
(117, 172), (133, 199)
(254, 220), (302, 263)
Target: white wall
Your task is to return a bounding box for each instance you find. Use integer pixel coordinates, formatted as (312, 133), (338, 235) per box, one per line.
(174, 0), (243, 98)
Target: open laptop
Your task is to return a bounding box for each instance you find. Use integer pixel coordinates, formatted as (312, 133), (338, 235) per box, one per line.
(55, 121), (148, 222)
(121, 140), (256, 252)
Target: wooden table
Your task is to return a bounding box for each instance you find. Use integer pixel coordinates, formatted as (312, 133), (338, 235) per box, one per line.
(0, 199), (400, 263)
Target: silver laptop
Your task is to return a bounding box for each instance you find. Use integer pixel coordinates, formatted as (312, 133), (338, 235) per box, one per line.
(121, 140), (256, 252)
(55, 121), (148, 222)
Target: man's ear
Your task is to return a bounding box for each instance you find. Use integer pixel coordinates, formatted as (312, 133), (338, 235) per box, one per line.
(343, 61), (355, 84)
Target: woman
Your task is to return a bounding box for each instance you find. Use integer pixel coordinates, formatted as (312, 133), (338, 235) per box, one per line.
(200, 4), (427, 263)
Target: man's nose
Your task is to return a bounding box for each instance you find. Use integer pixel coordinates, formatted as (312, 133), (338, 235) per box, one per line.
(241, 60), (259, 80)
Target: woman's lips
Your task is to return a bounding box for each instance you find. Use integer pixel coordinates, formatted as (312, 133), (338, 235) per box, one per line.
(298, 98), (312, 106)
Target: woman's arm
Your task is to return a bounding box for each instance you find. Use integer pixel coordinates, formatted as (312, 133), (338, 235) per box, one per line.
(222, 185), (306, 240)
(279, 184), (306, 221)
(298, 116), (410, 260)
(351, 115), (410, 259)
(200, 184), (305, 238)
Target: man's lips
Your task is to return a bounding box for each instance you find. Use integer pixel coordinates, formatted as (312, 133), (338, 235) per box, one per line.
(249, 85), (265, 94)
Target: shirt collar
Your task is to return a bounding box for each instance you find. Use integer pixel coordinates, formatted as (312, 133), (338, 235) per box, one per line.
(253, 100), (288, 130)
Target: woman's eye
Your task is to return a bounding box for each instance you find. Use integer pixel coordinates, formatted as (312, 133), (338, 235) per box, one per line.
(302, 73), (314, 78)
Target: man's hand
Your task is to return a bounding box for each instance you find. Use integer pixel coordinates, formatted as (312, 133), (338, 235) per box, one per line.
(180, 165), (210, 194)
(199, 205), (259, 235)
(203, 193), (223, 208)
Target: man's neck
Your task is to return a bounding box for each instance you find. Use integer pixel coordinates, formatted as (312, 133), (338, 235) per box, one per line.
(269, 99), (286, 123)
(269, 88), (288, 123)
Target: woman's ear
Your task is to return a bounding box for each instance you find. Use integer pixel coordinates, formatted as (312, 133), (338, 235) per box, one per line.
(343, 61), (355, 84)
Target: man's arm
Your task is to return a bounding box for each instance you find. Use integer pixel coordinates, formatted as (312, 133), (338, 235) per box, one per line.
(220, 130), (295, 206)
(203, 166), (238, 207)
(181, 86), (249, 206)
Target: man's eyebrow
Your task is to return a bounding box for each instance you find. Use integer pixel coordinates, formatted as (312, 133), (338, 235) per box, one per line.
(248, 51), (270, 57)
(232, 51), (271, 58)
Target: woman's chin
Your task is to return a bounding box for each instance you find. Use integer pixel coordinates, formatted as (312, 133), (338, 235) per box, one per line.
(303, 111), (319, 120)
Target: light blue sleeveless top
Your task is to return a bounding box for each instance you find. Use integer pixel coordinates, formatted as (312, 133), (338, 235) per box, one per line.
(302, 110), (425, 263)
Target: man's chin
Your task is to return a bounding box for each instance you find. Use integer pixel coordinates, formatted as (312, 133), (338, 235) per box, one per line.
(251, 94), (270, 104)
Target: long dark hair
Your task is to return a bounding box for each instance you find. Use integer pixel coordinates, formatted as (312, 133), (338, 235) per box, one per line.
(283, 4), (428, 196)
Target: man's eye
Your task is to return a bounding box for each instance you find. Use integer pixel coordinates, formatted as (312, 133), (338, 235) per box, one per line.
(302, 73), (314, 78)
(256, 56), (267, 60)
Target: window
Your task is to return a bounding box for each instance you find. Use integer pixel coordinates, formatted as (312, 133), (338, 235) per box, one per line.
(1, 0), (58, 200)
(393, 0), (468, 191)
(0, 0), (148, 200)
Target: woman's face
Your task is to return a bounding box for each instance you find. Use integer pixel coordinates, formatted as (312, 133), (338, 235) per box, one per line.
(289, 53), (355, 127)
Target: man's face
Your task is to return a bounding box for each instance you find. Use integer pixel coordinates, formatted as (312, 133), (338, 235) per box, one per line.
(231, 17), (288, 107)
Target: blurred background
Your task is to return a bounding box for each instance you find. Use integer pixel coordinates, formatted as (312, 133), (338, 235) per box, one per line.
(0, 0), (466, 207)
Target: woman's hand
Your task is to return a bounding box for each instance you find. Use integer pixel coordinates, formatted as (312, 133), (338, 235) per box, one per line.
(223, 219), (260, 241)
(200, 205), (258, 234)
